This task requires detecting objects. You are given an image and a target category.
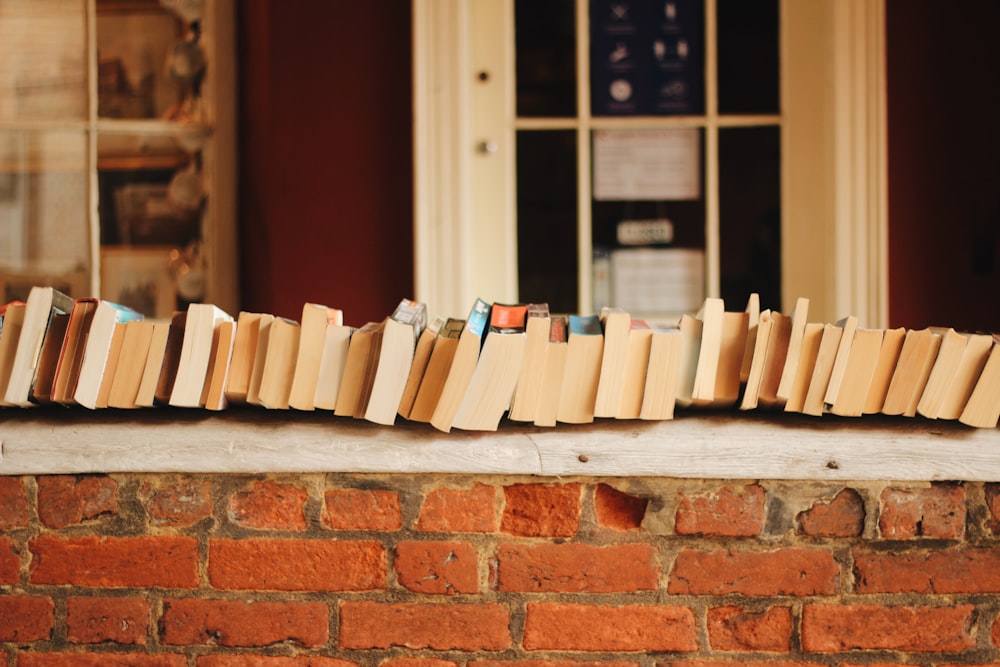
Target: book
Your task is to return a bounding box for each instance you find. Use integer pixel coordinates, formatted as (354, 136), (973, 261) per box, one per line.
(225, 312), (268, 405)
(639, 322), (683, 421)
(828, 327), (884, 417)
(675, 313), (703, 409)
(616, 319), (653, 419)
(398, 315), (444, 419)
(801, 320), (847, 417)
(507, 303), (551, 423)
(134, 321), (172, 408)
(245, 313), (275, 406)
(366, 298), (429, 425)
(534, 315), (568, 427)
(201, 319), (238, 411)
(916, 328), (973, 419)
(257, 316), (301, 410)
(861, 326), (907, 414)
(95, 322), (128, 409)
(313, 321), (356, 411)
(690, 297), (725, 405)
(783, 322), (824, 414)
(288, 303), (344, 411)
(740, 293), (761, 383)
(5, 286), (75, 406)
(29, 308), (71, 405)
(108, 320), (159, 409)
(555, 313), (604, 424)
(739, 309), (774, 411)
(334, 320), (385, 418)
(430, 298), (492, 432)
(452, 303), (529, 431)
(712, 309), (751, 407)
(168, 303), (234, 408)
(936, 332), (994, 420)
(959, 336), (1000, 428)
(407, 317), (465, 423)
(593, 307), (632, 418)
(0, 302), (27, 407)
(154, 311), (189, 406)
(822, 315), (859, 408)
(775, 297), (810, 402)
(757, 311), (792, 409)
(881, 327), (943, 417)
(51, 298), (100, 405)
(74, 301), (144, 409)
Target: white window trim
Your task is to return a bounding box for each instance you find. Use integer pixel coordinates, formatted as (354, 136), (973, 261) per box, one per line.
(413, 0), (888, 326)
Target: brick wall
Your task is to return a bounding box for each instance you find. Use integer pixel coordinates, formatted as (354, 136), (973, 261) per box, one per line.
(3, 473), (1000, 665)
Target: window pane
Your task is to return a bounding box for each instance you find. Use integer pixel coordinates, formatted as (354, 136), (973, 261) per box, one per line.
(0, 0), (88, 122)
(515, 0), (576, 118)
(719, 126), (781, 310)
(0, 129), (90, 297)
(590, 0), (704, 116)
(717, 0), (779, 115)
(517, 130), (578, 313)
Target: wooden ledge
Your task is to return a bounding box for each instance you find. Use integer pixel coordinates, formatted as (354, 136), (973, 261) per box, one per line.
(1, 408), (997, 480)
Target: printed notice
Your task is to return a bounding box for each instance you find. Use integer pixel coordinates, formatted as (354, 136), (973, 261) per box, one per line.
(593, 128), (700, 201)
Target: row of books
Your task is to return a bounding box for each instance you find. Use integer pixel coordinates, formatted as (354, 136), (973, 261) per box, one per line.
(0, 287), (997, 429)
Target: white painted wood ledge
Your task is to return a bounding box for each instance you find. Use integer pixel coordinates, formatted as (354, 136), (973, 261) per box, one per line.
(1, 409), (998, 480)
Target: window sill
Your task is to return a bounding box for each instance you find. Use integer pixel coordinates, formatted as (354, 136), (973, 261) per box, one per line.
(0, 408), (996, 480)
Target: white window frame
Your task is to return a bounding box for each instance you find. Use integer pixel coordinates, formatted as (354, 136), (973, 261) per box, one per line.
(413, 0), (887, 326)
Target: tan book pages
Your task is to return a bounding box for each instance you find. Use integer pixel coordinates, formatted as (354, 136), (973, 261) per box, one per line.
(135, 321), (172, 408)
(740, 293), (761, 383)
(960, 338), (1000, 428)
(713, 310), (750, 407)
(407, 319), (464, 423)
(398, 315), (444, 419)
(739, 310), (774, 411)
(784, 322), (824, 414)
(313, 323), (355, 411)
(776, 297), (810, 401)
(691, 297), (725, 404)
(861, 327), (906, 414)
(829, 328), (884, 417)
(95, 322), (128, 409)
(917, 328), (967, 419)
(801, 322), (845, 417)
(534, 316), (568, 428)
(108, 320), (155, 409)
(555, 314), (604, 425)
(288, 303), (344, 411)
(430, 298), (491, 432)
(594, 307), (632, 418)
(508, 303), (550, 423)
(245, 314), (275, 406)
(937, 332), (994, 420)
(757, 311), (791, 409)
(640, 323), (682, 421)
(675, 313), (703, 409)
(881, 328), (939, 416)
(823, 315), (859, 407)
(616, 319), (653, 419)
(225, 312), (264, 404)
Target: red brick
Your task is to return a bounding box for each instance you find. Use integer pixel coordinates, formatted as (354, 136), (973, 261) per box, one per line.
(797, 488), (865, 538)
(209, 538), (385, 591)
(668, 548), (839, 596)
(66, 596), (150, 645)
(523, 603), (697, 652)
(17, 655), (186, 667)
(801, 604), (975, 652)
(29, 535), (198, 588)
(383, 659), (457, 667)
(0, 595), (54, 641)
(500, 483), (580, 537)
(985, 483), (1000, 533)
(475, 663), (638, 667)
(228, 480), (308, 531)
(0, 536), (19, 584)
(160, 598), (329, 648)
(675, 483), (765, 537)
(395, 540), (479, 594)
(36, 474), (119, 529)
(324, 488), (402, 531)
(198, 657), (356, 667)
(854, 547), (1000, 594)
(594, 484), (648, 530)
(494, 542), (657, 593)
(138, 478), (213, 527)
(417, 484), (498, 532)
(707, 605), (793, 652)
(658, 662), (824, 667)
(0, 476), (30, 529)
(879, 484), (966, 539)
(339, 601), (510, 650)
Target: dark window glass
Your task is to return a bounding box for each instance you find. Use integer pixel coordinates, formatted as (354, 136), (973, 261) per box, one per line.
(717, 0), (779, 114)
(517, 130), (578, 313)
(719, 126), (781, 311)
(515, 0), (577, 117)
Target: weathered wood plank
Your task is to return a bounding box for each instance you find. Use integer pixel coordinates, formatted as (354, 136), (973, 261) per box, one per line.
(0, 408), (997, 479)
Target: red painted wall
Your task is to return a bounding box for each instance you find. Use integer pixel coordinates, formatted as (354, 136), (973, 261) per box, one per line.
(886, 0), (1000, 332)
(237, 1), (414, 326)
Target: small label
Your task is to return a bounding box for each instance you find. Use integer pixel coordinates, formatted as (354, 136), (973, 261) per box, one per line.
(617, 219), (674, 245)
